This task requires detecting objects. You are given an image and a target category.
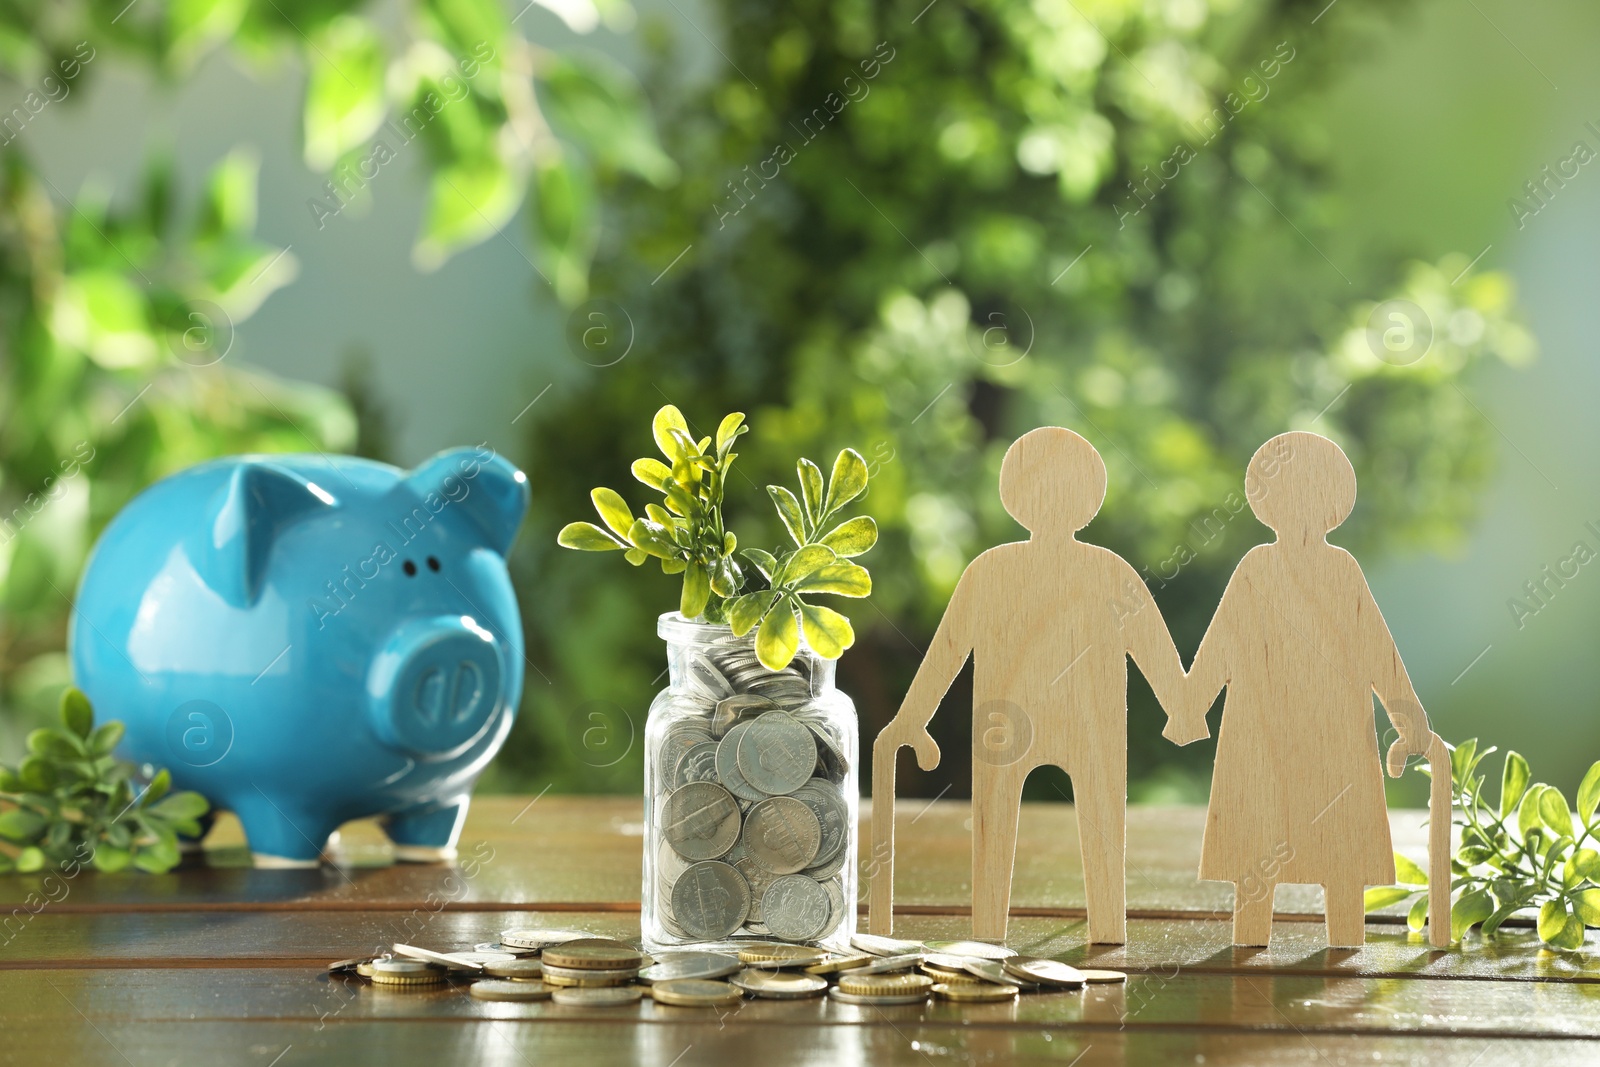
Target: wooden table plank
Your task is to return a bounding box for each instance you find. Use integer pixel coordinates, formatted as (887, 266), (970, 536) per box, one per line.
(0, 799), (1439, 923)
(2, 912), (1587, 984)
(7, 967), (1600, 1038)
(1, 1017), (1584, 1067)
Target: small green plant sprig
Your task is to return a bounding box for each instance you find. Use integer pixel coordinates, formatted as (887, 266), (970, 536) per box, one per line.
(558, 404), (875, 670)
(1365, 739), (1600, 950)
(0, 688), (209, 874)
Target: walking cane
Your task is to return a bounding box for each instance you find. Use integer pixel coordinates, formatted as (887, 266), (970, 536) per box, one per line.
(1389, 731), (1452, 948)
(869, 735), (898, 935)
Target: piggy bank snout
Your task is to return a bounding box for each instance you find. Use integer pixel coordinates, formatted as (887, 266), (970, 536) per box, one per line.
(367, 616), (505, 760)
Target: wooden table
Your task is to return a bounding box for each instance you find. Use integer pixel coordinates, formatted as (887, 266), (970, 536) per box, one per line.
(2, 797), (1593, 1064)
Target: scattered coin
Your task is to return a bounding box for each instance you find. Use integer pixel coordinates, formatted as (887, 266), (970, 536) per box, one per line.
(1078, 969), (1129, 983)
(393, 944), (485, 972)
(731, 969), (829, 999)
(827, 987), (928, 1006)
(804, 953), (874, 975)
(920, 963), (983, 985)
(469, 979), (552, 1001)
(476, 942), (539, 957)
(325, 956), (370, 974)
(483, 959), (545, 980)
(924, 940), (1015, 960)
(499, 929), (594, 951)
(851, 953), (924, 975)
(836, 972), (934, 998)
(1003, 957), (1087, 987)
(550, 985), (645, 1007)
(736, 943), (829, 968)
(368, 958), (448, 986)
(638, 952), (742, 983)
(541, 939), (644, 971)
(649, 979), (746, 1007)
(355, 961), (378, 978)
(961, 960), (1030, 988)
(932, 981), (1019, 1002)
(850, 934), (924, 957)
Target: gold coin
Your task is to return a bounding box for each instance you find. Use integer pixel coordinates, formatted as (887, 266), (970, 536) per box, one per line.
(837, 972), (934, 997)
(932, 981), (1018, 1003)
(541, 938), (643, 971)
(550, 985), (644, 1007)
(541, 968), (639, 988)
(369, 972), (447, 986)
(737, 944), (828, 967)
(354, 961), (377, 978)
(730, 969), (828, 999)
(650, 979), (745, 1007)
(922, 940), (1015, 960)
(368, 958), (447, 985)
(469, 979), (553, 1001)
(1003, 957), (1087, 987)
(1077, 969), (1128, 983)
(919, 964), (982, 985)
(827, 987), (928, 1006)
(804, 953), (874, 975)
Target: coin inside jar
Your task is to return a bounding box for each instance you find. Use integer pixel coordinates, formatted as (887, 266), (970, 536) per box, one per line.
(670, 860), (752, 940)
(760, 875), (832, 942)
(663, 782), (742, 861)
(742, 797), (821, 874)
(735, 713), (818, 796)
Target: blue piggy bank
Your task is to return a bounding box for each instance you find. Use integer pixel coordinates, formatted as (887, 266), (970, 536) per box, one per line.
(69, 446), (529, 867)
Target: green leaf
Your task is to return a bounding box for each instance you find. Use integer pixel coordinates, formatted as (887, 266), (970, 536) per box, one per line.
(14, 846), (45, 873)
(1577, 761), (1600, 826)
(1518, 785), (1546, 841)
(797, 459), (824, 524)
(1540, 785), (1574, 838)
(530, 152), (598, 306)
(632, 458), (672, 489)
(1500, 750), (1530, 818)
(0, 808), (47, 843)
(197, 146), (259, 242)
(624, 547), (648, 566)
(1451, 738), (1479, 782)
(660, 557), (687, 575)
(537, 53), (679, 187)
(61, 687), (94, 740)
(778, 545), (837, 585)
(755, 599), (800, 670)
(1538, 900), (1585, 950)
(150, 791), (209, 821)
(142, 768), (172, 807)
(1569, 848), (1600, 883)
(823, 448), (869, 515)
(1406, 892), (1429, 932)
(27, 728), (78, 760)
(715, 412), (746, 454)
(1573, 887), (1600, 926)
(415, 152), (520, 271)
(90, 716), (124, 758)
(740, 548), (778, 580)
(557, 521), (626, 551)
(729, 590), (777, 637)
(708, 556), (740, 598)
(794, 560), (872, 597)
(302, 16), (387, 172)
(0, 767), (19, 793)
(681, 561), (710, 619)
(1450, 888), (1493, 941)
(768, 486), (807, 546)
(1393, 851), (1428, 887)
(1363, 885), (1415, 912)
(18, 756), (55, 792)
(662, 479), (698, 517)
(93, 846), (131, 873)
(626, 518), (677, 558)
(590, 488), (635, 539)
(653, 406), (691, 461)
(818, 515), (878, 558)
(799, 601), (854, 658)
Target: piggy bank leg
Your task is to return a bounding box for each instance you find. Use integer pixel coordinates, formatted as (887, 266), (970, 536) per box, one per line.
(233, 795), (337, 869)
(382, 796), (469, 864)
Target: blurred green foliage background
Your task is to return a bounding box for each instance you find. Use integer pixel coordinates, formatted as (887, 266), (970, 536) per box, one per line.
(1, 0), (1594, 805)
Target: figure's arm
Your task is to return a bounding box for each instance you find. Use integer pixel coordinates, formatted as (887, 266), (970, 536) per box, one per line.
(874, 567), (977, 771)
(1169, 567), (1242, 745)
(1356, 573), (1431, 777)
(1117, 569), (1192, 739)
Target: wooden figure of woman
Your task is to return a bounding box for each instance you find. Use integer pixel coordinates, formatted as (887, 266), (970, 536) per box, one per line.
(1161, 431), (1437, 948)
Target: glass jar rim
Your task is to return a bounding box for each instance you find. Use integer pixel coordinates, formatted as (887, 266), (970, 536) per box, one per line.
(655, 611), (821, 656)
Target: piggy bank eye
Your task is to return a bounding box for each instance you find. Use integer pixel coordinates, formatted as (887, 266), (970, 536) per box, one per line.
(402, 560), (417, 577)
(427, 556), (441, 572)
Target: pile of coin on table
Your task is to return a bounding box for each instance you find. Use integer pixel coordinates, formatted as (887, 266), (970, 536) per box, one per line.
(326, 929), (1126, 1009)
(652, 641), (854, 944)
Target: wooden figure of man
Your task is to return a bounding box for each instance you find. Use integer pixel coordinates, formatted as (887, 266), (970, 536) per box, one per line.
(1162, 431), (1437, 948)
(873, 427), (1189, 944)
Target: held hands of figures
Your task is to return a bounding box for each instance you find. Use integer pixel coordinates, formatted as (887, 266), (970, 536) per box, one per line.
(876, 719), (941, 771)
(1385, 736), (1431, 779)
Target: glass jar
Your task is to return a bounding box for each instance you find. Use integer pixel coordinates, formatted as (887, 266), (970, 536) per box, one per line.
(642, 612), (858, 953)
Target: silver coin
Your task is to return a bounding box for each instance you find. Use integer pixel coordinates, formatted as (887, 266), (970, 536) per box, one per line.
(760, 875), (831, 942)
(802, 845), (848, 881)
(687, 655), (734, 701)
(743, 796), (821, 874)
(483, 958), (545, 979)
(730, 968), (828, 999)
(737, 713), (818, 796)
(924, 940), (1016, 960)
(961, 959), (1029, 987)
(499, 928), (595, 950)
(850, 933), (924, 957)
(800, 719), (850, 783)
(712, 694), (777, 738)
(474, 942), (539, 958)
(818, 878), (846, 938)
(731, 852), (779, 922)
(791, 779), (848, 866)
(658, 720), (714, 783)
(663, 782), (741, 861)
(392, 944), (485, 972)
(550, 985), (644, 1007)
(657, 837), (692, 887)
(852, 952), (924, 974)
(671, 860), (752, 940)
(637, 952), (742, 983)
(470, 979), (552, 1001)
(714, 720), (766, 802)
(674, 741), (722, 788)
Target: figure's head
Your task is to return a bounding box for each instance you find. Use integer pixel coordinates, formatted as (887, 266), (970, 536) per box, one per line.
(1244, 431), (1356, 541)
(999, 427), (1106, 535)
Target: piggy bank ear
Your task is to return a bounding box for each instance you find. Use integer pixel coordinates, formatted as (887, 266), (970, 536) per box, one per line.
(406, 447), (529, 555)
(193, 462), (338, 608)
